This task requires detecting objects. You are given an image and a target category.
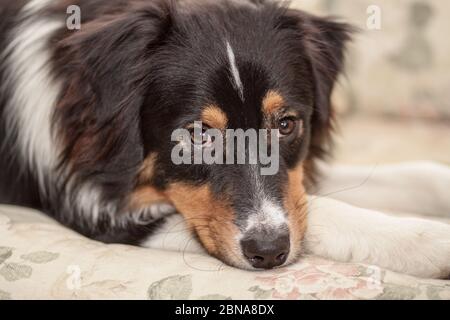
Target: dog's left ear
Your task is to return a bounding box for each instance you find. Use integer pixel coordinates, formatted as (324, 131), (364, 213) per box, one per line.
(303, 15), (353, 125)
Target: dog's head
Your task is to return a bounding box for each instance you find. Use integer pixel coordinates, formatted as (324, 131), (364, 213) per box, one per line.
(55, 0), (351, 269)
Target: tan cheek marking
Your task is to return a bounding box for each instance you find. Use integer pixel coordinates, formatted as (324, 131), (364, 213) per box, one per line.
(127, 153), (167, 211)
(284, 164), (308, 249)
(138, 153), (157, 184)
(298, 120), (304, 136)
(201, 105), (228, 130)
(164, 183), (239, 258)
(128, 186), (168, 211)
(262, 90), (285, 119)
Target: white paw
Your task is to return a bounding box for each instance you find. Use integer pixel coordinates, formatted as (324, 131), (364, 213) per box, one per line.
(388, 218), (450, 279)
(305, 197), (450, 279)
(341, 218), (450, 279)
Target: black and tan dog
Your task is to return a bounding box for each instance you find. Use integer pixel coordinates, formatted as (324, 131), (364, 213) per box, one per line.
(1, 0), (449, 278)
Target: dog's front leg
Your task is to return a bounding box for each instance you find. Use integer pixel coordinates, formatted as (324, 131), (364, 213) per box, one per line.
(304, 196), (450, 279)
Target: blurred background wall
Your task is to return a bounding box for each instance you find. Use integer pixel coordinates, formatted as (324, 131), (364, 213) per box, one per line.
(290, 0), (450, 165)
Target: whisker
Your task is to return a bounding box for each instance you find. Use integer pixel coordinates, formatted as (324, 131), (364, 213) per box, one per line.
(310, 164), (379, 200)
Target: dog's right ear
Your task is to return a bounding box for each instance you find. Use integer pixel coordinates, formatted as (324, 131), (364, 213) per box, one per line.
(280, 9), (353, 127)
(278, 8), (353, 186)
(55, 1), (173, 198)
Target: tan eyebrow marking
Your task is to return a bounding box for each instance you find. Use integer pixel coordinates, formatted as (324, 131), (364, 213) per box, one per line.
(126, 153), (168, 211)
(262, 90), (285, 118)
(201, 104), (228, 130)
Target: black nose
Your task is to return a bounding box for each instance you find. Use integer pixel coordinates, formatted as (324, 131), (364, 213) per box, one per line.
(241, 233), (290, 269)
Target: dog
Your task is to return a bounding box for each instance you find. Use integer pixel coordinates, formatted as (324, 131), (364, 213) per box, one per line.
(1, 0), (449, 278)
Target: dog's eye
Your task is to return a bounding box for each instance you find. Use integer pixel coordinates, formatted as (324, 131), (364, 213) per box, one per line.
(190, 128), (213, 147)
(278, 118), (297, 136)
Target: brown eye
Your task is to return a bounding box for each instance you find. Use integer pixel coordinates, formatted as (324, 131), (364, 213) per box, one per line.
(278, 118), (297, 136)
(190, 128), (213, 147)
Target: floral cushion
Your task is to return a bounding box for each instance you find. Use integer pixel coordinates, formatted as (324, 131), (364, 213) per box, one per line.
(0, 205), (448, 300)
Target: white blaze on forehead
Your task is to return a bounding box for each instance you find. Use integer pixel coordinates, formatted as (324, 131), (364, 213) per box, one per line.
(226, 41), (244, 101)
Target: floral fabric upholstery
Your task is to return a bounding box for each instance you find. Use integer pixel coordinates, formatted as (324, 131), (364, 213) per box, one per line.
(0, 205), (448, 300)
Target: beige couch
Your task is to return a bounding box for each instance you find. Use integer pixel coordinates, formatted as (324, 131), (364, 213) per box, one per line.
(1, 205), (449, 300)
(294, 0), (450, 120)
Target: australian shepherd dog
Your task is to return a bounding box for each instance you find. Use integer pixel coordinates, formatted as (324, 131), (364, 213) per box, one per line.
(0, 0), (448, 278)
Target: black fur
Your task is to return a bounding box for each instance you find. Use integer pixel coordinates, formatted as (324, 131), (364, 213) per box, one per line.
(0, 0), (351, 248)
